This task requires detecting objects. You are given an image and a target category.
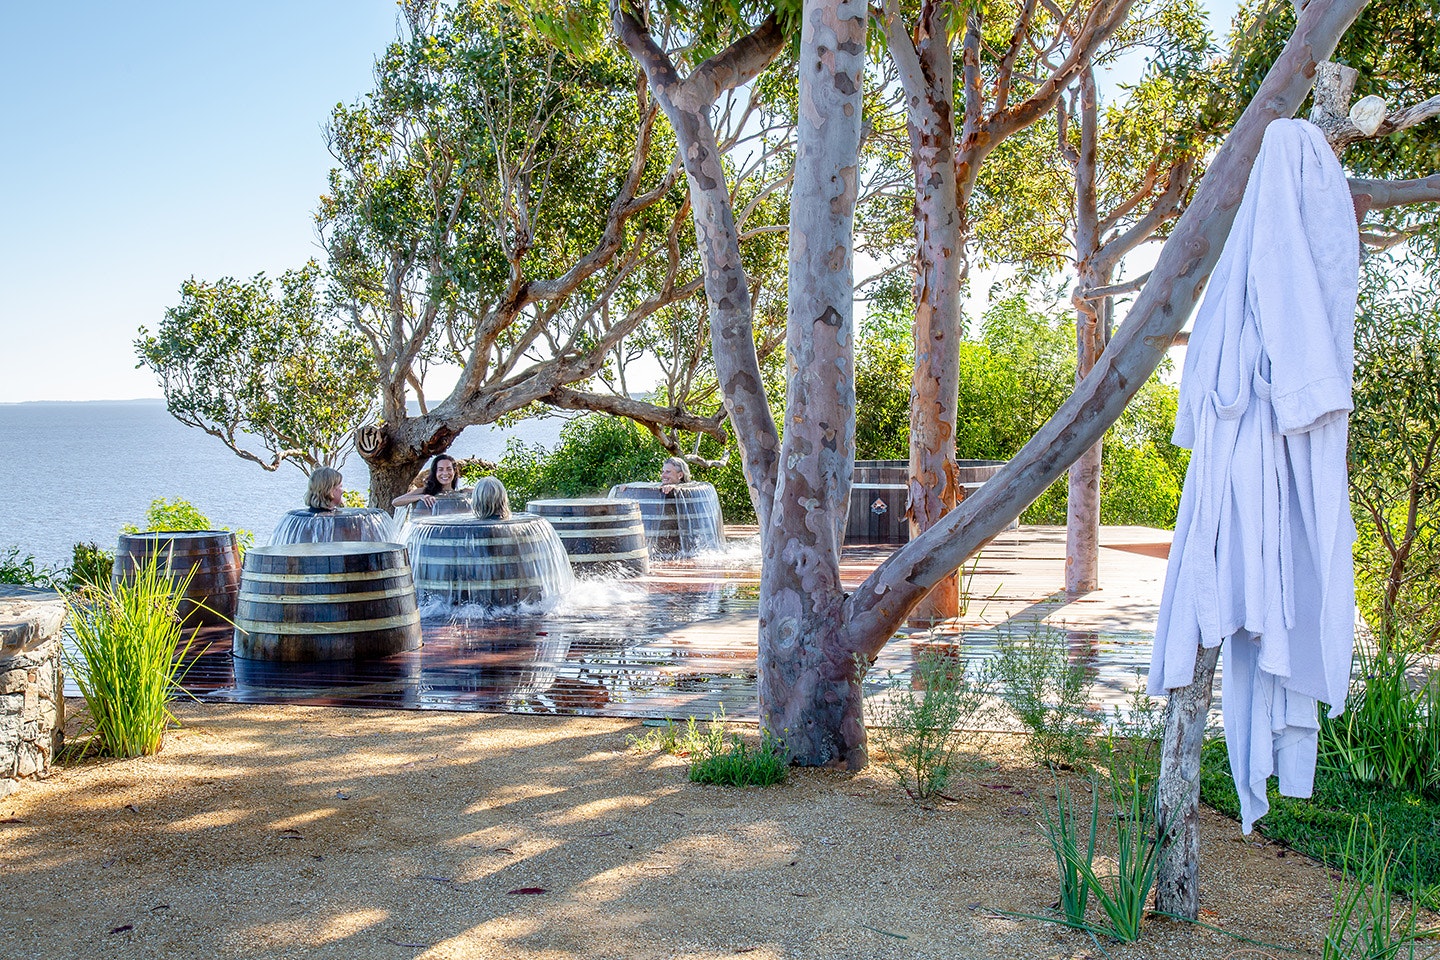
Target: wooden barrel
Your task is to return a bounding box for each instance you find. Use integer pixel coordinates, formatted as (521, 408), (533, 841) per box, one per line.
(232, 542), (421, 661)
(526, 498), (650, 578)
(405, 514), (574, 609)
(606, 482), (724, 559)
(844, 459), (1011, 544)
(268, 508), (395, 546)
(114, 531), (240, 627)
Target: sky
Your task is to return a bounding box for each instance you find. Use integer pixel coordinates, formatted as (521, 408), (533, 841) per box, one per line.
(0, 1), (1238, 404)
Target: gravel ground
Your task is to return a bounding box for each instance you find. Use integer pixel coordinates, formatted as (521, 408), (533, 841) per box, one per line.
(0, 701), (1363, 959)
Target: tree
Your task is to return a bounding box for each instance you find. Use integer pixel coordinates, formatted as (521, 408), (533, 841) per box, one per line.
(137, 261), (378, 472)
(875, 0), (1138, 619)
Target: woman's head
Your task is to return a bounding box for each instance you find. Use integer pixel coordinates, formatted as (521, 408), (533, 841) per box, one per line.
(423, 455), (460, 495)
(471, 476), (511, 520)
(305, 466), (344, 510)
(661, 456), (691, 486)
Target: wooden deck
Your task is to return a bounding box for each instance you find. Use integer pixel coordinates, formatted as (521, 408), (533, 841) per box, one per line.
(137, 525), (1172, 722)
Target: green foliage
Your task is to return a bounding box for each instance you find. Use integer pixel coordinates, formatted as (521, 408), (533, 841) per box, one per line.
(990, 623), (1101, 769)
(853, 294), (1188, 528)
(628, 712), (789, 787)
(1036, 773), (1161, 943)
(341, 489), (368, 508)
(1200, 738), (1440, 905)
(66, 542), (115, 593)
(864, 650), (996, 801)
(1348, 244), (1440, 651)
(1323, 820), (1436, 960)
(1319, 645), (1440, 800)
(65, 554), (195, 758)
(1096, 678), (1166, 794)
(122, 498), (255, 556)
(137, 261), (377, 473)
(687, 729), (791, 787)
(0, 546), (62, 589)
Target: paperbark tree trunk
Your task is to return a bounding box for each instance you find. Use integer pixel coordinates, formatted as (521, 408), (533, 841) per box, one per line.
(1154, 645), (1219, 918)
(757, 0), (868, 767)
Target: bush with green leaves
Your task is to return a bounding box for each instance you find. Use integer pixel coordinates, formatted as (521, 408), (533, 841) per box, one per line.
(65, 554), (195, 758)
(990, 623), (1101, 769)
(66, 541), (115, 593)
(628, 712), (788, 787)
(122, 497), (254, 555)
(0, 546), (62, 589)
(864, 650), (995, 801)
(1320, 644), (1440, 800)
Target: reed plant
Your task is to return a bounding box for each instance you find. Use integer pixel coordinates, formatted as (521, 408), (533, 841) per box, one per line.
(687, 729), (790, 787)
(1035, 771), (1161, 942)
(1320, 644), (1440, 799)
(65, 554), (195, 758)
(864, 649), (995, 801)
(1323, 819), (1438, 960)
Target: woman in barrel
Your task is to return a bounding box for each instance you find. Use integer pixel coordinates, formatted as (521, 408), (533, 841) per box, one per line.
(305, 466), (346, 512)
(659, 456), (691, 495)
(471, 476), (512, 520)
(393, 454), (466, 509)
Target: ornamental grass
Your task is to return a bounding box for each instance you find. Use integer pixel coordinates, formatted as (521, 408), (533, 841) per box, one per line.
(65, 555), (196, 758)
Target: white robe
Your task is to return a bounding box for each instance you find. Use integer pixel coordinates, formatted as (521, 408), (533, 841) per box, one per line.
(1149, 118), (1359, 834)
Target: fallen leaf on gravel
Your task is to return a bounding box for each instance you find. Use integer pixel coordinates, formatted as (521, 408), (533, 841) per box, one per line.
(790, 891), (810, 897)
(0, 818), (26, 824)
(150, 905), (170, 912)
(335, 791), (350, 800)
(109, 925), (133, 935)
(125, 804), (140, 814)
(507, 887), (547, 895)
(858, 923), (907, 940)
(424, 876), (455, 884)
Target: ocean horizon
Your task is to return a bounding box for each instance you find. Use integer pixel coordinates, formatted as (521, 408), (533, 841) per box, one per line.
(0, 399), (567, 569)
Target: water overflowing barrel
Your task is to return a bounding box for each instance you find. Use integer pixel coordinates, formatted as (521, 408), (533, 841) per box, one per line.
(845, 459), (1011, 544)
(268, 507), (395, 546)
(392, 492), (475, 543)
(232, 542), (421, 661)
(406, 513), (575, 610)
(526, 498), (649, 578)
(607, 482), (724, 559)
(114, 530), (240, 627)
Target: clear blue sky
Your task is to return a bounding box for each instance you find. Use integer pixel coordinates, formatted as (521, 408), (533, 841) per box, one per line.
(0, 1), (400, 402)
(0, 1), (1239, 403)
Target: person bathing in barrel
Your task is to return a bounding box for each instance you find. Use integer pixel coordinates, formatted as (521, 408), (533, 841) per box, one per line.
(471, 476), (512, 520)
(660, 456), (690, 495)
(393, 454), (466, 509)
(305, 466), (345, 512)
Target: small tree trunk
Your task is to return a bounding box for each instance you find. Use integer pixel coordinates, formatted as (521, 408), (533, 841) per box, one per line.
(1065, 439), (1103, 592)
(1154, 644), (1220, 920)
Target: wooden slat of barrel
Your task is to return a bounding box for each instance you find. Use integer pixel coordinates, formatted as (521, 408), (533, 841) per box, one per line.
(232, 542), (421, 661)
(114, 531), (240, 627)
(526, 498), (649, 578)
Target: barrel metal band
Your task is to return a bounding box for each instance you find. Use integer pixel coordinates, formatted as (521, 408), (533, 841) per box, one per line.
(237, 587), (410, 604)
(242, 568), (408, 583)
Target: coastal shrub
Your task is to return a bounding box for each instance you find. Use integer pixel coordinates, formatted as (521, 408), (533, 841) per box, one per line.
(66, 541), (115, 593)
(990, 623), (1101, 769)
(0, 546), (62, 589)
(493, 413), (757, 523)
(687, 729), (790, 787)
(65, 554), (195, 758)
(864, 649), (995, 801)
(123, 497), (255, 555)
(1096, 677), (1166, 792)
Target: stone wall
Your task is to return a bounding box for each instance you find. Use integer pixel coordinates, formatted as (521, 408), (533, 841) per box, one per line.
(0, 586), (66, 798)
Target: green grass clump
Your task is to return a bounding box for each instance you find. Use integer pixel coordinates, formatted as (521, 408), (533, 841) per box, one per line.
(629, 712), (789, 787)
(65, 555), (195, 758)
(1323, 820), (1437, 960)
(687, 729), (790, 787)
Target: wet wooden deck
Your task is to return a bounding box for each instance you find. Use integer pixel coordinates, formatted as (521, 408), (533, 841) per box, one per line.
(145, 525), (1172, 722)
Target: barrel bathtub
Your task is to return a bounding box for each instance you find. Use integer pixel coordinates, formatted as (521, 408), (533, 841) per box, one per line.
(269, 507), (395, 546)
(232, 542), (422, 661)
(392, 492), (475, 543)
(607, 482), (724, 559)
(114, 530), (241, 627)
(406, 513), (574, 610)
(845, 459), (1010, 544)
(526, 498), (650, 578)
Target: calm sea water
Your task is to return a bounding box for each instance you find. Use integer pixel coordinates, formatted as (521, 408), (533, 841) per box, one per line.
(0, 400), (566, 569)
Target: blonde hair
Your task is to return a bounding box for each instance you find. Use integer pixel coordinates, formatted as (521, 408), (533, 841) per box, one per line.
(305, 467), (343, 510)
(471, 476), (511, 520)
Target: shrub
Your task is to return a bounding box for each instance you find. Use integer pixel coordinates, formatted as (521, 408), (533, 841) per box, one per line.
(864, 649), (995, 800)
(65, 554), (195, 758)
(66, 541), (115, 593)
(0, 546), (62, 589)
(688, 730), (790, 787)
(990, 623), (1101, 769)
(1319, 644), (1440, 799)
(123, 497), (255, 555)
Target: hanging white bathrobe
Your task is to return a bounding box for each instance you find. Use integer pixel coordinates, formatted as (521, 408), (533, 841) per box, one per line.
(1149, 118), (1360, 834)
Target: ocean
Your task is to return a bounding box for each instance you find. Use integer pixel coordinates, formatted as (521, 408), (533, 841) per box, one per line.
(0, 399), (566, 569)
